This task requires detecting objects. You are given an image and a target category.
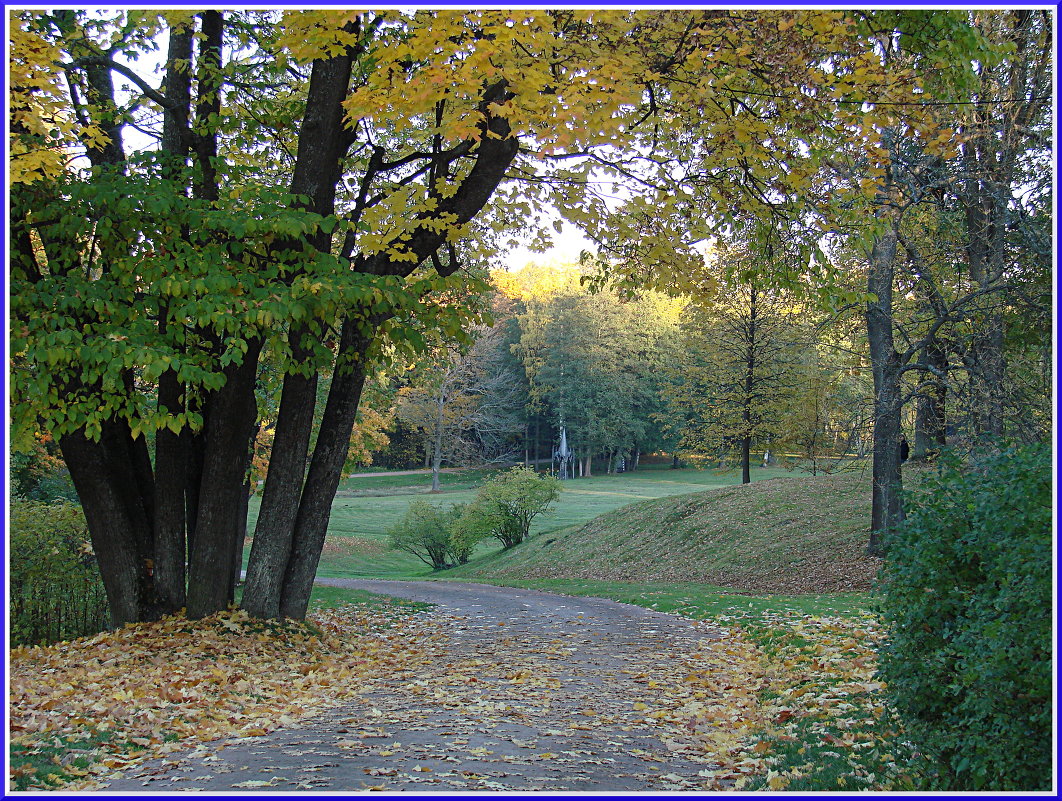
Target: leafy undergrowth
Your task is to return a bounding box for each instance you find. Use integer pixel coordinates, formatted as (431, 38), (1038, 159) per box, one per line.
(8, 603), (434, 791)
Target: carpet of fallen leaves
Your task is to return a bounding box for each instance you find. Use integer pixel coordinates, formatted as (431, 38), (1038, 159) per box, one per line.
(611, 612), (901, 790)
(9, 601), (904, 792)
(719, 611), (912, 790)
(8, 605), (435, 790)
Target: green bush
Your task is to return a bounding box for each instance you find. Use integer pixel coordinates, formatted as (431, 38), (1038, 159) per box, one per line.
(10, 500), (110, 646)
(386, 499), (464, 570)
(877, 443), (1052, 790)
(456, 466), (561, 549)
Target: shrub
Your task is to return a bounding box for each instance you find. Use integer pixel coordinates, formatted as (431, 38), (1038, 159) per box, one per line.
(456, 467), (560, 549)
(386, 499), (462, 570)
(445, 502), (477, 565)
(877, 443), (1052, 790)
(10, 500), (110, 645)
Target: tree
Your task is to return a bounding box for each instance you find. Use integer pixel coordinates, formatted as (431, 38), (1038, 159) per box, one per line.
(10, 10), (992, 622)
(456, 467), (560, 549)
(515, 270), (680, 476)
(576, 12), (1004, 555)
(395, 318), (524, 492)
(660, 248), (806, 484)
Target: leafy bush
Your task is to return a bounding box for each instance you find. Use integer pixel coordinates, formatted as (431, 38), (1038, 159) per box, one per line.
(10, 500), (109, 645)
(877, 443), (1051, 790)
(456, 467), (560, 549)
(386, 499), (464, 570)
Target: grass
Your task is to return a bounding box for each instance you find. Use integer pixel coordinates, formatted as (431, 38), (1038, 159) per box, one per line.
(305, 584), (433, 616)
(8, 730), (181, 792)
(245, 463), (808, 580)
(447, 468), (896, 595)
(232, 583), (434, 618)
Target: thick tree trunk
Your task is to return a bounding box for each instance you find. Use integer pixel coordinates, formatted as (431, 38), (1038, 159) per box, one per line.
(186, 339), (263, 618)
(241, 42), (359, 618)
(153, 369), (188, 611)
(278, 322), (374, 619)
(912, 341), (948, 460)
(185, 426), (205, 564)
(192, 11), (223, 202)
(242, 367), (318, 618)
(866, 225), (904, 558)
(60, 424), (160, 626)
(152, 20), (195, 613)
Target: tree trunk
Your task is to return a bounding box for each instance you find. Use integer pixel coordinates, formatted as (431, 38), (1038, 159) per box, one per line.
(153, 368), (188, 612)
(278, 322), (374, 619)
(912, 341), (948, 460)
(242, 361), (318, 619)
(60, 424), (159, 626)
(633, 448), (640, 471)
(866, 224), (904, 557)
(431, 393), (445, 492)
(240, 41), (361, 618)
(186, 339), (263, 618)
(151, 19), (195, 613)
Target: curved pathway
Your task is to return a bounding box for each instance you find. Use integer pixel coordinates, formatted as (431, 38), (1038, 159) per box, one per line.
(104, 580), (737, 792)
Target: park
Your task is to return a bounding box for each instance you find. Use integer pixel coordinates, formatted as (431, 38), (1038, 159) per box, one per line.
(8, 7), (1054, 793)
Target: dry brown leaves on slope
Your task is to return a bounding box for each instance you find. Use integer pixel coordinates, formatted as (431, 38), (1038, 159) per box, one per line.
(8, 605), (434, 790)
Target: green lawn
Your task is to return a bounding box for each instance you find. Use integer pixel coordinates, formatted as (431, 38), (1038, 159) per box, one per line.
(244, 464), (803, 580)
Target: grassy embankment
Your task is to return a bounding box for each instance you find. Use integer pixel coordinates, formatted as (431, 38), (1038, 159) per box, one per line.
(245, 462), (806, 581)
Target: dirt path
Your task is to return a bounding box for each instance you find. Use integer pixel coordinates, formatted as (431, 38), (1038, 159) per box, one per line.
(102, 580), (741, 792)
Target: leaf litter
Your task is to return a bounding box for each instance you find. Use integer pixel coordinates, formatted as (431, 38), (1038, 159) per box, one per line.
(9, 598), (900, 791)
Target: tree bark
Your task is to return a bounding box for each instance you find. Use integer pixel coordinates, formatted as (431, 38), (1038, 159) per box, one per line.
(60, 423), (161, 625)
(192, 11), (223, 203)
(866, 224), (904, 557)
(912, 341), (948, 460)
(279, 322), (374, 619)
(241, 43), (359, 618)
(186, 339), (263, 618)
(153, 368), (188, 611)
(241, 366), (317, 618)
(152, 19), (195, 612)
(431, 393), (445, 492)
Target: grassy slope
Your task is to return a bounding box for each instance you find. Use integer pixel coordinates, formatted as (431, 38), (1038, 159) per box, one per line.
(246, 464), (800, 579)
(448, 470), (887, 594)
